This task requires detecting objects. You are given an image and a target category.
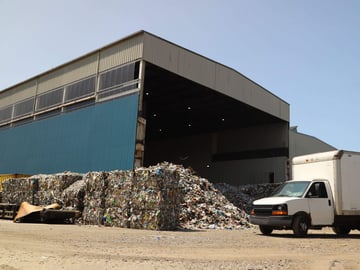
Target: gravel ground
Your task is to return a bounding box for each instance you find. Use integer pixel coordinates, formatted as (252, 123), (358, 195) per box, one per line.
(1, 220), (360, 270)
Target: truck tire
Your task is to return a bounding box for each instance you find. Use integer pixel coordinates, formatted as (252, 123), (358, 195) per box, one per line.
(292, 215), (308, 235)
(332, 226), (351, 235)
(259, 225), (273, 235)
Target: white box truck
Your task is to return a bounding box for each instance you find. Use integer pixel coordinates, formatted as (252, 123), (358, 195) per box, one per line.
(250, 150), (360, 235)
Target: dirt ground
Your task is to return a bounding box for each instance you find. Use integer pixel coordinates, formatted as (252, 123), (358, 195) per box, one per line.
(0, 220), (359, 270)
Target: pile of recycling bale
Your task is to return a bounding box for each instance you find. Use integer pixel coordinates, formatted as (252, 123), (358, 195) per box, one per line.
(0, 163), (264, 230)
(1, 173), (83, 206)
(79, 166), (184, 230)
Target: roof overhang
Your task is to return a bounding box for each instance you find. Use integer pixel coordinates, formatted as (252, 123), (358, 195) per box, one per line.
(141, 31), (289, 123)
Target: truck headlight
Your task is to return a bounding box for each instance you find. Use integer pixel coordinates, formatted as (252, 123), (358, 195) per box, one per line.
(272, 204), (288, 215)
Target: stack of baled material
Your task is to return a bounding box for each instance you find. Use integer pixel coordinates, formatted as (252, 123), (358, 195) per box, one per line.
(81, 164), (184, 230)
(128, 165), (183, 230)
(1, 173), (83, 205)
(1, 163), (252, 230)
(103, 170), (133, 228)
(61, 179), (86, 211)
(82, 172), (109, 225)
(34, 173), (83, 205)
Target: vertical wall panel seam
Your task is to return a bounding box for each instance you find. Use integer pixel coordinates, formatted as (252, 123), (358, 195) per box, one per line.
(95, 50), (101, 102)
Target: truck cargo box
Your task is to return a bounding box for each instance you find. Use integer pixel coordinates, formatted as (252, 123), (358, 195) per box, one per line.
(292, 150), (360, 216)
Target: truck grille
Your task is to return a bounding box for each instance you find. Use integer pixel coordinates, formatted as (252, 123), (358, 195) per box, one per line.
(252, 205), (273, 216)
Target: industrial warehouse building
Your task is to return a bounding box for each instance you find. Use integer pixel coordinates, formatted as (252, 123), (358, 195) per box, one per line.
(0, 31), (290, 185)
(289, 126), (336, 161)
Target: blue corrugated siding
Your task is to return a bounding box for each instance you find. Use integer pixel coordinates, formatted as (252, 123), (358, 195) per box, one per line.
(0, 94), (139, 174)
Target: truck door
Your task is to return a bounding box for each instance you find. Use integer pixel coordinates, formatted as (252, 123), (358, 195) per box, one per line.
(306, 182), (334, 225)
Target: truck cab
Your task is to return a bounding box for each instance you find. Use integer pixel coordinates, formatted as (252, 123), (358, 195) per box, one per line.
(251, 150), (360, 235)
(250, 179), (335, 235)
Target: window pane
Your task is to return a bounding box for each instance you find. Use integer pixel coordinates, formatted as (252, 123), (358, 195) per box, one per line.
(0, 105), (13, 123)
(36, 88), (64, 111)
(99, 62), (137, 91)
(14, 98), (34, 118)
(65, 76), (95, 102)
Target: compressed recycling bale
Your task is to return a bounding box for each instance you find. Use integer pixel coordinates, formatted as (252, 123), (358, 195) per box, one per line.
(105, 170), (133, 207)
(127, 203), (179, 230)
(97, 163), (185, 230)
(103, 207), (129, 227)
(1, 178), (32, 204)
(61, 179), (86, 211)
(128, 207), (178, 230)
(1, 172), (83, 205)
(103, 170), (133, 227)
(32, 172), (83, 205)
(81, 171), (109, 225)
(128, 163), (184, 230)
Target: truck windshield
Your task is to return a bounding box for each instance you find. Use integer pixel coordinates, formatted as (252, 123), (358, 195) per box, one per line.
(271, 181), (310, 197)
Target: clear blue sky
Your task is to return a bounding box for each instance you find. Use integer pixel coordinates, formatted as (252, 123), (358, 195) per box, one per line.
(1, 0), (359, 150)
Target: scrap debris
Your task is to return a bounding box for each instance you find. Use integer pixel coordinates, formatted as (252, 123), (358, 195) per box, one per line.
(177, 167), (249, 230)
(14, 202), (81, 223)
(214, 182), (282, 214)
(0, 163), (279, 230)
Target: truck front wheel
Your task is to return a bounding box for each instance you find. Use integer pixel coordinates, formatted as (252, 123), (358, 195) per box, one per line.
(333, 226), (351, 235)
(292, 215), (309, 235)
(259, 225), (273, 235)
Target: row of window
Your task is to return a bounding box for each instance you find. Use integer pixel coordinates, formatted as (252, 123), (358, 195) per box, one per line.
(0, 61), (140, 125)
(35, 76), (96, 114)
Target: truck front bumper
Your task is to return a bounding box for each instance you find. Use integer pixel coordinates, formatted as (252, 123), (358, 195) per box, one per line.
(250, 215), (293, 227)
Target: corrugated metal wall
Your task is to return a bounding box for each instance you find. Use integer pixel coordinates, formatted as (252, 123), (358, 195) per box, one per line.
(0, 80), (37, 107)
(289, 128), (336, 160)
(0, 94), (139, 174)
(37, 53), (99, 94)
(0, 33), (144, 174)
(99, 34), (143, 72)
